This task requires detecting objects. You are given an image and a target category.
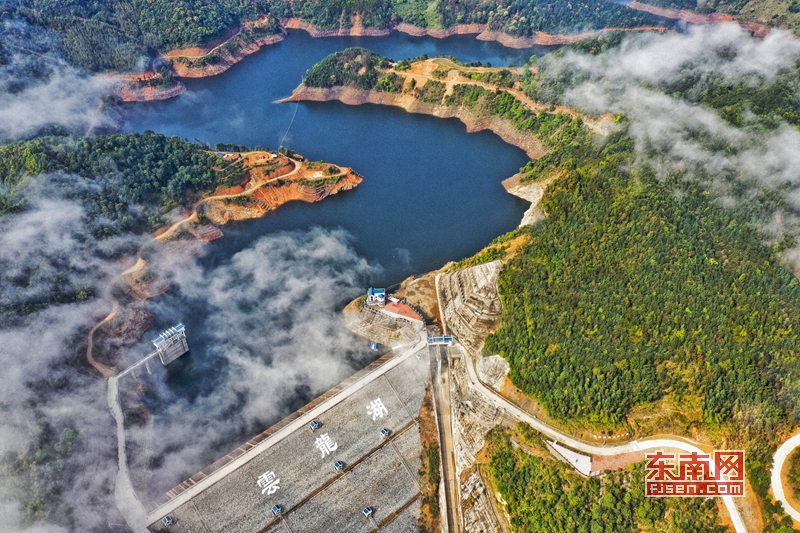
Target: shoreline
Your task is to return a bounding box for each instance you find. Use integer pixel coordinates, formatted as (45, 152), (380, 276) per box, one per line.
(626, 1), (770, 36)
(114, 20), (671, 102)
(164, 31), (287, 79)
(111, 2), (773, 103)
(277, 85), (548, 160)
(113, 80), (188, 103)
(94, 150), (362, 373)
(280, 18), (656, 47)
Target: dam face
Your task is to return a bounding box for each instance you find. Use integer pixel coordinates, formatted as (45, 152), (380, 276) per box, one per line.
(147, 347), (430, 533)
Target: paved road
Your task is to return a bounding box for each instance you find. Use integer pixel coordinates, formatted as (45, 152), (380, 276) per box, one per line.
(772, 433), (800, 523)
(436, 266), (748, 532)
(456, 344), (748, 533)
(108, 375), (150, 533)
(429, 345), (461, 533)
(108, 350), (165, 533)
(144, 333), (428, 526)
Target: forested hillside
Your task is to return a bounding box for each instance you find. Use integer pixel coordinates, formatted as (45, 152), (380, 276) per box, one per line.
(526, 32), (800, 129)
(0, 132), (233, 528)
(431, 45), (800, 436)
(485, 135), (800, 426)
(304, 48), (393, 89)
(270, 0), (665, 35)
(5, 0), (276, 71)
(2, 0), (665, 73)
(0, 131), (225, 232)
(0, 132), (229, 324)
(487, 427), (732, 533)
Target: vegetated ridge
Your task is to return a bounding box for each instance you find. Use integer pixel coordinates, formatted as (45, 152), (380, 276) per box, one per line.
(279, 48), (616, 159)
(0, 132), (362, 527)
(3, 0), (673, 103)
(629, 0), (796, 35)
(291, 44), (800, 532)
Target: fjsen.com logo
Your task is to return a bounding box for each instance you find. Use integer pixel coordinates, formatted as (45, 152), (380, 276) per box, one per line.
(645, 450), (745, 497)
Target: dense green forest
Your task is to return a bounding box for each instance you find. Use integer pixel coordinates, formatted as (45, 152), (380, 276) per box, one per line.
(3, 0), (667, 72)
(485, 132), (800, 425)
(5, 0), (276, 71)
(525, 32), (800, 129)
(304, 48), (393, 89)
(270, 0), (666, 36)
(0, 131), (224, 225)
(460, 68), (520, 87)
(487, 427), (735, 533)
(661, 68), (800, 129)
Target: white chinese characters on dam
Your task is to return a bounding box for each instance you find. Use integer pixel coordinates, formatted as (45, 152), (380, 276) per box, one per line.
(367, 398), (388, 421)
(315, 433), (338, 458)
(257, 470), (281, 495)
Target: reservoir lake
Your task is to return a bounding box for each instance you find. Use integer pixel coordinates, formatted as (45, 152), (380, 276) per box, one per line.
(122, 30), (553, 500)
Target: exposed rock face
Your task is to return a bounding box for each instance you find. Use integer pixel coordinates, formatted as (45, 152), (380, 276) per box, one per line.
(476, 355), (510, 391)
(166, 31), (287, 78)
(200, 170), (362, 225)
(439, 261), (503, 354)
(477, 29), (598, 48)
(113, 81), (187, 102)
(283, 17), (392, 37)
(449, 356), (502, 474)
(279, 86), (547, 160)
(461, 471), (506, 533)
(501, 172), (562, 227)
(395, 22), (489, 39)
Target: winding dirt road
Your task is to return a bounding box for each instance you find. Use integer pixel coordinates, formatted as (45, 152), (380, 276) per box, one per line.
(85, 303), (119, 378)
(404, 59), (615, 135)
(155, 157), (302, 243)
